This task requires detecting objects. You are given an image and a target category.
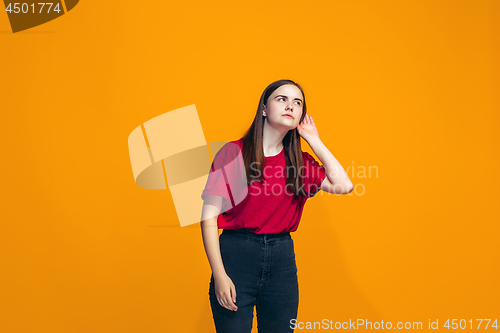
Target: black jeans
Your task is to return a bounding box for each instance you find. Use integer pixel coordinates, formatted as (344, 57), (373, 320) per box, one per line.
(208, 229), (299, 333)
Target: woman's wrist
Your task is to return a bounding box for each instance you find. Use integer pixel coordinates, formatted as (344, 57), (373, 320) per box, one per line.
(213, 269), (227, 279)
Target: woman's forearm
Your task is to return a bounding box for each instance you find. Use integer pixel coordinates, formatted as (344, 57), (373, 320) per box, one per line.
(201, 220), (226, 278)
(307, 137), (353, 193)
(201, 198), (227, 278)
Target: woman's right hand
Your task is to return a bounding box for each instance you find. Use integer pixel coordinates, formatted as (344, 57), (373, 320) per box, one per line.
(214, 273), (238, 311)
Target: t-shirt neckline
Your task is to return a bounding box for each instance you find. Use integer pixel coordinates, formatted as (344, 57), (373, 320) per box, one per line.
(237, 138), (284, 160)
(264, 147), (284, 160)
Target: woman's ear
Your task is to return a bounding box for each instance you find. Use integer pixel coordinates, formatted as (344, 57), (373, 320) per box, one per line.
(262, 105), (266, 117)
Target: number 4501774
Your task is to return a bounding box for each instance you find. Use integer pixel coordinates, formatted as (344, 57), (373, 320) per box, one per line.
(444, 319), (498, 329)
(5, 3), (61, 14)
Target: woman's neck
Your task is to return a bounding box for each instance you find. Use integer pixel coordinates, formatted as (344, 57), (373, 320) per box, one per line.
(262, 119), (287, 156)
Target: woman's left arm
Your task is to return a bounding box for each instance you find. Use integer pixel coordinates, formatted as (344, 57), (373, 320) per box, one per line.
(298, 115), (353, 195)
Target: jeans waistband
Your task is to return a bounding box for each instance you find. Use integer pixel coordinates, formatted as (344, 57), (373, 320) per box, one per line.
(221, 228), (291, 240)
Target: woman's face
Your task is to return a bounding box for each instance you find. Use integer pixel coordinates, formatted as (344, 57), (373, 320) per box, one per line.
(263, 84), (304, 130)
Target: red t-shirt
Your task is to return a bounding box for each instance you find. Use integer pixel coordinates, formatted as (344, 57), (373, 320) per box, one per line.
(201, 138), (327, 234)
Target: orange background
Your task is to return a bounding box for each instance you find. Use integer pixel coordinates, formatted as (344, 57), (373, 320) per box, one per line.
(1, 1), (499, 332)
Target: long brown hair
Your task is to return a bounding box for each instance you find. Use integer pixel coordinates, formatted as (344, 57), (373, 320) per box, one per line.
(241, 79), (308, 197)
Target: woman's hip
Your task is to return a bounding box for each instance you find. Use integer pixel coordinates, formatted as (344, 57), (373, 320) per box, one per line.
(218, 229), (297, 278)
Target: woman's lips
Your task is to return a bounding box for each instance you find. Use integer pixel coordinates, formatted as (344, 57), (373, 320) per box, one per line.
(282, 114), (294, 119)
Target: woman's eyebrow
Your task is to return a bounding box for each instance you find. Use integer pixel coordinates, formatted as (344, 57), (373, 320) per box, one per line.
(275, 95), (303, 102)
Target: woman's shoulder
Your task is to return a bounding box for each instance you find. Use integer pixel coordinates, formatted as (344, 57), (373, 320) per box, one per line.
(301, 150), (313, 160)
(231, 138), (244, 149)
(225, 138), (243, 152)
(214, 138), (243, 161)
(301, 150), (321, 166)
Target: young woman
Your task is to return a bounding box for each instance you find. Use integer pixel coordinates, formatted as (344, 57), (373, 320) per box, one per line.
(200, 79), (353, 333)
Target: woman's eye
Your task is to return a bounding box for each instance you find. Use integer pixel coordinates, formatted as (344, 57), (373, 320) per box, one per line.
(295, 101), (301, 105)
(278, 98), (285, 101)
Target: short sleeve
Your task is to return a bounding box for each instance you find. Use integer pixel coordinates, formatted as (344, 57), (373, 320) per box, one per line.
(201, 152), (230, 204)
(302, 152), (327, 198)
(201, 141), (247, 211)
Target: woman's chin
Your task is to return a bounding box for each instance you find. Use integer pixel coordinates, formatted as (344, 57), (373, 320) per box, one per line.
(280, 120), (297, 129)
